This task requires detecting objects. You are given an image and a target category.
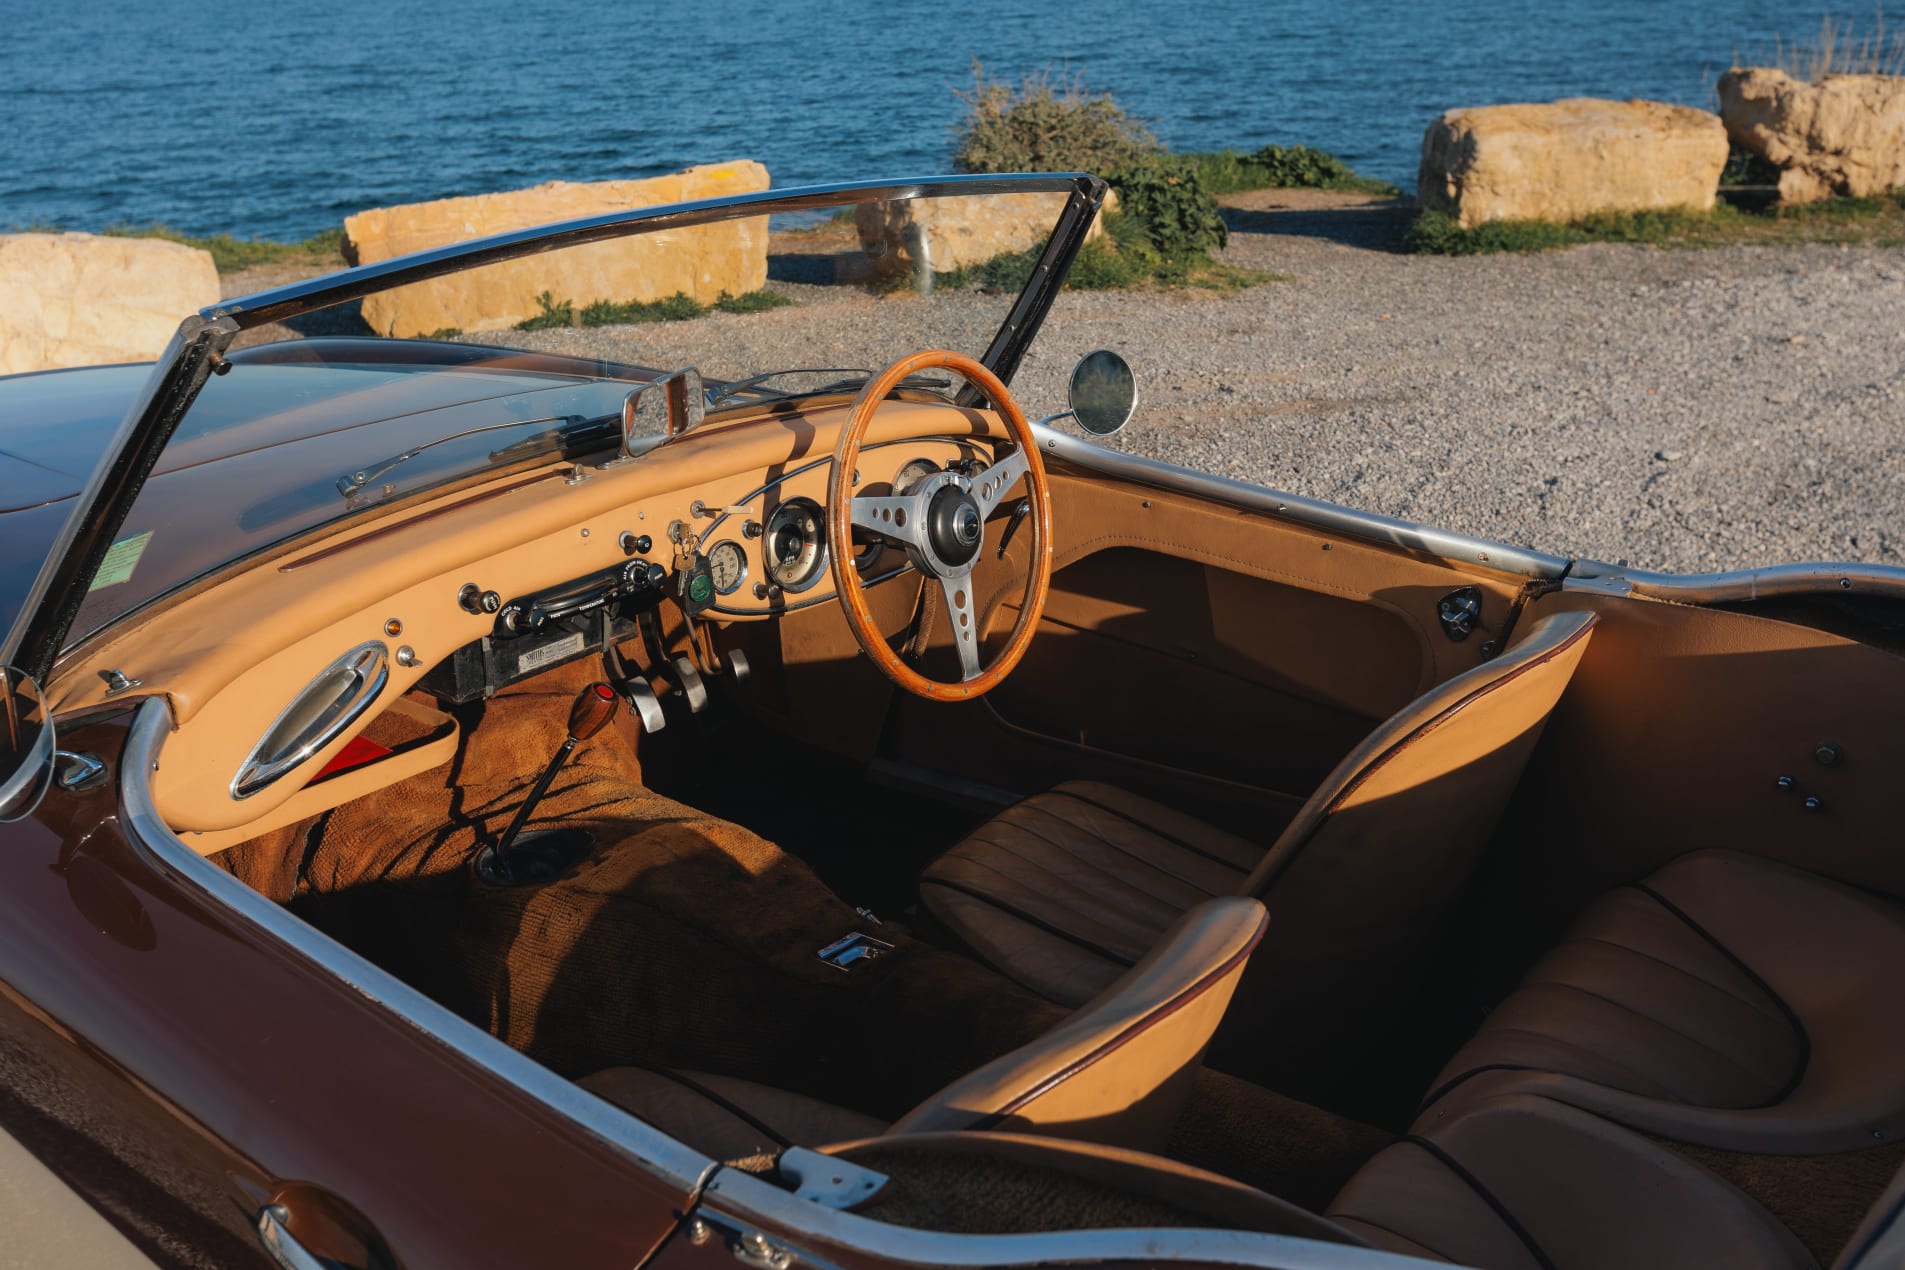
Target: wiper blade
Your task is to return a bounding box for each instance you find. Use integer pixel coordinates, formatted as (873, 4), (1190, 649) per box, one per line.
(704, 367), (955, 407)
(336, 414), (585, 498)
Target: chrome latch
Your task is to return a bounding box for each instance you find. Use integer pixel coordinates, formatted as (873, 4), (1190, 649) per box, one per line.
(1437, 587), (1483, 642)
(817, 931), (893, 971)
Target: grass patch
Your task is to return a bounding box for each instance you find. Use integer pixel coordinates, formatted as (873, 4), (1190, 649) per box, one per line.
(1406, 193), (1905, 255)
(102, 224), (345, 273)
(1181, 146), (1400, 198)
(936, 211), (1280, 295)
(516, 288), (794, 330)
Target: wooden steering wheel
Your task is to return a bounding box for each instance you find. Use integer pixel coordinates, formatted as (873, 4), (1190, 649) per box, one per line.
(826, 350), (1053, 701)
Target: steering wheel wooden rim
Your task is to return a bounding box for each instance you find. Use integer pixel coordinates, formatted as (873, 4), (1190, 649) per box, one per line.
(826, 349), (1053, 701)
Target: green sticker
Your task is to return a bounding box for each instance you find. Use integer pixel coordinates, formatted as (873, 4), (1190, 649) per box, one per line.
(689, 573), (714, 603)
(88, 531), (153, 591)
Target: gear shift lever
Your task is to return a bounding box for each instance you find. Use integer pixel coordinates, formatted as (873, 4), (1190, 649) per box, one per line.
(475, 682), (618, 885)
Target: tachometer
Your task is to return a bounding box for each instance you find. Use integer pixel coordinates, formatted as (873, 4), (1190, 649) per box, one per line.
(764, 497), (827, 592)
(707, 540), (747, 595)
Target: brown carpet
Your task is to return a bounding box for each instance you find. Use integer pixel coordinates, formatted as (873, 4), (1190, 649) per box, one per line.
(217, 664), (1064, 1120)
(1663, 1137), (1905, 1266)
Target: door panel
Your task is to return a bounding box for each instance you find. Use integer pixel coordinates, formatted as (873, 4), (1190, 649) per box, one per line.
(988, 548), (1419, 799)
(883, 470), (1527, 838)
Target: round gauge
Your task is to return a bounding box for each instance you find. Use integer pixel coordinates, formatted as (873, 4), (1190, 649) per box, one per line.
(893, 457), (941, 494)
(764, 497), (827, 592)
(707, 540), (747, 595)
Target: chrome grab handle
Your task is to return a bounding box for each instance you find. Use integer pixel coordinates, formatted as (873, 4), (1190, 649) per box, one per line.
(231, 641), (388, 799)
(256, 1204), (327, 1270)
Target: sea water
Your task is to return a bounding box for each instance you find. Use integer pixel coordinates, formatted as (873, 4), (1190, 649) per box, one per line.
(2, 0), (1890, 240)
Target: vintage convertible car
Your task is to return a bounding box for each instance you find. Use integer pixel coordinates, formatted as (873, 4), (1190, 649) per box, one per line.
(1, 175), (1902, 1270)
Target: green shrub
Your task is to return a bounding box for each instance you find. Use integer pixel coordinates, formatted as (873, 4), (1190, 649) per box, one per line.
(1106, 155), (1228, 258)
(1247, 144), (1354, 188)
(516, 288), (795, 331)
(713, 288), (797, 314)
(952, 63), (1157, 174)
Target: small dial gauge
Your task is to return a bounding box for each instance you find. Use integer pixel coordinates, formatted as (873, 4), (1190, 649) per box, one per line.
(764, 497), (827, 592)
(707, 540), (747, 595)
(894, 457), (941, 494)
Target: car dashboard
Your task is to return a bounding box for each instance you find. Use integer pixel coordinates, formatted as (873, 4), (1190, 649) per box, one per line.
(47, 397), (1016, 851)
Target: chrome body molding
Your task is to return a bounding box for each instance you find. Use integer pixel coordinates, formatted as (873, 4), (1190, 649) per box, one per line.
(697, 1168), (1434, 1269)
(118, 698), (717, 1196)
(1032, 426), (1571, 581)
(1574, 558), (1905, 605)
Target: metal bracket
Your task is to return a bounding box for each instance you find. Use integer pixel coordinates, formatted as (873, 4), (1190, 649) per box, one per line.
(777, 1147), (888, 1211)
(1436, 587), (1483, 642)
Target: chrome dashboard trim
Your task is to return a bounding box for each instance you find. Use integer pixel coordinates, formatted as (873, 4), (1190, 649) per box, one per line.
(1032, 424), (1571, 581)
(697, 1168), (1433, 1269)
(119, 698), (717, 1197)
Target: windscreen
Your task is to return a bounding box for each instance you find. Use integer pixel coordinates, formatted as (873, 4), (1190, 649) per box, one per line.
(67, 186), (1075, 647)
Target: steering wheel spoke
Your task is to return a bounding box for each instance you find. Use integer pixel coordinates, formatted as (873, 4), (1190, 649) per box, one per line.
(938, 570), (984, 682)
(971, 446), (1029, 519)
(851, 493), (929, 550)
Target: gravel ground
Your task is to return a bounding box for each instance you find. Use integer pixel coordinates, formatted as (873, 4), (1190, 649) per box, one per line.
(432, 192), (1905, 575)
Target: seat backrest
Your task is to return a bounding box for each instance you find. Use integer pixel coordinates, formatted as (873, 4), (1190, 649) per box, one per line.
(889, 896), (1266, 1153)
(1222, 609), (1597, 1092)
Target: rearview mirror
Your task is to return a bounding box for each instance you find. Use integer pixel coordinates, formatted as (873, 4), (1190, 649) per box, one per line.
(1068, 349), (1137, 436)
(0, 667), (55, 823)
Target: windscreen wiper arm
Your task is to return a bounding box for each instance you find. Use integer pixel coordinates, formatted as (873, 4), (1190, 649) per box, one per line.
(336, 413), (590, 498)
(704, 368), (955, 407)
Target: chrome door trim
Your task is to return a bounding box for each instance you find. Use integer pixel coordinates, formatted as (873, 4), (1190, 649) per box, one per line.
(694, 1168), (1435, 1269)
(118, 699), (716, 1196)
(1574, 558), (1905, 605)
(1031, 426), (1571, 580)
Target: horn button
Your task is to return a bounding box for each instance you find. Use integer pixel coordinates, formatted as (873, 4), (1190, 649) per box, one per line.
(926, 485), (985, 568)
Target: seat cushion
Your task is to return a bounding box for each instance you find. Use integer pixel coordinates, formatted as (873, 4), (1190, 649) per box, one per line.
(919, 781), (1261, 1007)
(579, 1068), (886, 1164)
(1331, 1093), (1815, 1269)
(1423, 850), (1905, 1154)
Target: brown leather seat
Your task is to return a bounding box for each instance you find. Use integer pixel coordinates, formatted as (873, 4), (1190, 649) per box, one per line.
(580, 895), (1266, 1161)
(1421, 849), (1905, 1155)
(919, 609), (1598, 1082)
(1331, 1091), (1818, 1268)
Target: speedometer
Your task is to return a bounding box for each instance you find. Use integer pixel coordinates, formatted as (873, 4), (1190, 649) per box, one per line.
(764, 497), (827, 592)
(707, 541), (747, 595)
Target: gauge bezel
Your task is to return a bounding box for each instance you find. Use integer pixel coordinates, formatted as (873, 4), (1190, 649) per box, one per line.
(706, 540), (748, 595)
(763, 496), (829, 594)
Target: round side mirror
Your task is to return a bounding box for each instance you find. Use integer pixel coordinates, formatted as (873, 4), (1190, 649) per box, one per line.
(0, 667), (55, 824)
(1068, 349), (1137, 437)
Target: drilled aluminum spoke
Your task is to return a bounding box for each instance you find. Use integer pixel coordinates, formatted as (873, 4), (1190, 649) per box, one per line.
(971, 447), (1029, 518)
(939, 569), (983, 682)
(850, 494), (929, 549)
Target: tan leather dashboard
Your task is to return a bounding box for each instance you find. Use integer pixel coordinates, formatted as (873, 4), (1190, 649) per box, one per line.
(48, 399), (1011, 841)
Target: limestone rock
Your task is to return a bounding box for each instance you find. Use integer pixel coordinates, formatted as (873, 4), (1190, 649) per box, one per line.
(342, 161), (771, 338)
(1718, 68), (1905, 203)
(853, 189), (1114, 279)
(1418, 99), (1728, 227)
(0, 233), (218, 375)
